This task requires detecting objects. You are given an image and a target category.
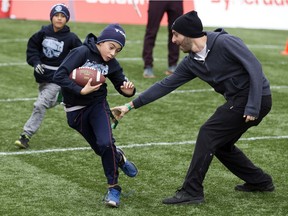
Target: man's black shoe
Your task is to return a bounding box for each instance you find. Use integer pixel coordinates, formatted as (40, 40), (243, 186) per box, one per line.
(235, 183), (275, 192)
(162, 188), (204, 205)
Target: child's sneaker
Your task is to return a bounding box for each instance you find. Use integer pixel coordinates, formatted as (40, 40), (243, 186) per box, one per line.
(15, 134), (30, 149)
(117, 148), (138, 177)
(104, 185), (121, 208)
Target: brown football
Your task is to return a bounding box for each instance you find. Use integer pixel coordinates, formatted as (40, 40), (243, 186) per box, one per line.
(69, 67), (106, 87)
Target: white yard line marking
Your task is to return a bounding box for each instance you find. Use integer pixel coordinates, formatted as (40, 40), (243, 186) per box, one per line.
(0, 38), (283, 49)
(1, 58), (287, 67)
(0, 62), (27, 66)
(1, 135), (287, 156)
(0, 86), (288, 103)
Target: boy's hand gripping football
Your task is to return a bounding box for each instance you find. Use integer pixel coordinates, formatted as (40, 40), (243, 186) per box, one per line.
(80, 78), (102, 95)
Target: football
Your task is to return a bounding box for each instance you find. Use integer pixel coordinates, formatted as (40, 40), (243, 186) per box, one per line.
(69, 67), (106, 87)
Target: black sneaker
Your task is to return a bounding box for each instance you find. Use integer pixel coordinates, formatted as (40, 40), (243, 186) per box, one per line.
(15, 134), (30, 149)
(235, 183), (275, 192)
(162, 188), (204, 205)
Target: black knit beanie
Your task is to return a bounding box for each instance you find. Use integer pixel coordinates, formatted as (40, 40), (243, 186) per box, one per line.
(171, 10), (204, 38)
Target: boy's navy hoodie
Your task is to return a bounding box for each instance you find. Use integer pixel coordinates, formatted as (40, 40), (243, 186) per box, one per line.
(26, 24), (82, 83)
(53, 33), (135, 107)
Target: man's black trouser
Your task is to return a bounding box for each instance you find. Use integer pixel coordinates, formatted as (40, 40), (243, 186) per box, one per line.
(182, 95), (273, 197)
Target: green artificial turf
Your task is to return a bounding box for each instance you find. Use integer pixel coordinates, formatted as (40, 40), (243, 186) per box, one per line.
(0, 19), (287, 216)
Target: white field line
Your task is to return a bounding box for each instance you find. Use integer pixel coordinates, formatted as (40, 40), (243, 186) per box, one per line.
(1, 58), (288, 67)
(0, 85), (288, 103)
(0, 89), (212, 102)
(1, 135), (288, 156)
(0, 38), (284, 48)
(0, 40), (286, 67)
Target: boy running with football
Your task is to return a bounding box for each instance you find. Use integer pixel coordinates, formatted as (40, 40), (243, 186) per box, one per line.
(15, 3), (82, 148)
(53, 24), (138, 208)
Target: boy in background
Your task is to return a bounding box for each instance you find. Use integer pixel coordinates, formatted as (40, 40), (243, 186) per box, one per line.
(15, 3), (82, 148)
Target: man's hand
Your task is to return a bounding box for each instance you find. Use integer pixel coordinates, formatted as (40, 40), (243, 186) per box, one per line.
(34, 64), (45, 74)
(243, 115), (257, 123)
(111, 103), (132, 120)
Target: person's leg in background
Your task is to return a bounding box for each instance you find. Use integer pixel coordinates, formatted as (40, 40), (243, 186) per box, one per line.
(165, 1), (183, 75)
(142, 1), (166, 78)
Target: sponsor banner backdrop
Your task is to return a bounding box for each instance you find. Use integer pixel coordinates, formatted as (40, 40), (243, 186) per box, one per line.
(194, 0), (288, 30)
(0, 0), (11, 18)
(9, 0), (194, 25)
(8, 0), (288, 30)
(9, 0), (70, 20)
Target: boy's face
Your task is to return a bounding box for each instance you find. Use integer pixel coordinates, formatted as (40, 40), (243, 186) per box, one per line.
(51, 13), (67, 32)
(97, 41), (122, 62)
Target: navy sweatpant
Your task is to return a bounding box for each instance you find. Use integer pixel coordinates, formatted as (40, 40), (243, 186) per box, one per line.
(182, 95), (273, 197)
(66, 100), (121, 185)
